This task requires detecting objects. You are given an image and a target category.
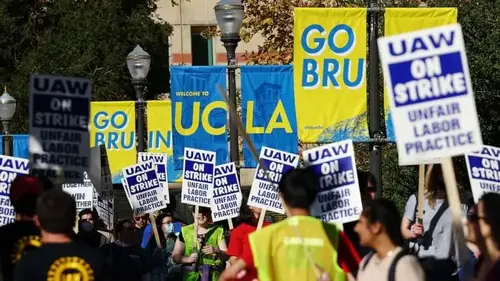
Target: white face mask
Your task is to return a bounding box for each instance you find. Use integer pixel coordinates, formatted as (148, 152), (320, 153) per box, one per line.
(162, 223), (174, 234)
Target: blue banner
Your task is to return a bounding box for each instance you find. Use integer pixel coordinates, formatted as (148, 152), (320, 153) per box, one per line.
(241, 65), (298, 167)
(0, 135), (29, 159)
(170, 66), (228, 170)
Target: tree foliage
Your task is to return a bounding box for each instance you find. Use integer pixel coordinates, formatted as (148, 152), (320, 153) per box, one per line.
(242, 0), (500, 210)
(0, 0), (173, 132)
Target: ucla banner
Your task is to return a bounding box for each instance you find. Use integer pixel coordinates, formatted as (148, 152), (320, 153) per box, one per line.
(91, 102), (136, 184)
(170, 66), (229, 169)
(293, 8), (369, 143)
(241, 65), (298, 167)
(147, 100), (182, 182)
(384, 8), (458, 141)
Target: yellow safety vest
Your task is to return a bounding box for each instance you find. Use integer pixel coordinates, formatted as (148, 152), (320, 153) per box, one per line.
(181, 224), (224, 281)
(249, 216), (347, 281)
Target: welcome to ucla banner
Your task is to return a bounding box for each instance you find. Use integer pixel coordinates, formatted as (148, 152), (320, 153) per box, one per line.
(91, 101), (136, 184)
(293, 8), (369, 143)
(241, 65), (298, 167)
(170, 66), (229, 170)
(384, 8), (458, 141)
(147, 100), (182, 182)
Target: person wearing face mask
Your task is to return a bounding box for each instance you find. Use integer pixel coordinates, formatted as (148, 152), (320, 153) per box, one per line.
(101, 219), (151, 281)
(149, 213), (183, 281)
(76, 209), (106, 248)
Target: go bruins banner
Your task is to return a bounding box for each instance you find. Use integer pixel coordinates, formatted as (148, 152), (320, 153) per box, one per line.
(293, 8), (369, 143)
(147, 100), (182, 182)
(384, 8), (458, 141)
(91, 101), (136, 184)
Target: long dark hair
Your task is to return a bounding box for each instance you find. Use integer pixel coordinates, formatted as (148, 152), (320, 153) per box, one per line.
(233, 195), (257, 227)
(361, 199), (404, 247)
(480, 193), (500, 246)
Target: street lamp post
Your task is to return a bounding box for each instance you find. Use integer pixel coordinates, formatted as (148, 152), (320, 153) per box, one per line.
(215, 0), (244, 177)
(0, 87), (16, 156)
(127, 45), (151, 153)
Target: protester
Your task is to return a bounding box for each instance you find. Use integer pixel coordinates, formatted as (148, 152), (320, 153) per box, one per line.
(134, 214), (149, 244)
(13, 189), (106, 281)
(102, 219), (150, 281)
(76, 208), (107, 248)
(401, 164), (467, 281)
(220, 167), (360, 281)
(172, 206), (227, 281)
(344, 170), (377, 257)
(226, 201), (270, 281)
(356, 199), (425, 281)
(0, 176), (45, 281)
(470, 193), (500, 280)
(142, 211), (182, 248)
(149, 213), (182, 281)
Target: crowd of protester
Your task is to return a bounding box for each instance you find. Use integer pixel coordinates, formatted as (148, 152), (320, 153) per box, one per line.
(0, 164), (500, 281)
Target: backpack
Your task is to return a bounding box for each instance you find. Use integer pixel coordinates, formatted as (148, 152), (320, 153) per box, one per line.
(361, 250), (408, 281)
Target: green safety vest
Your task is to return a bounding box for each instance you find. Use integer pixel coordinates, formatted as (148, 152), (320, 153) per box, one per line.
(181, 224), (224, 281)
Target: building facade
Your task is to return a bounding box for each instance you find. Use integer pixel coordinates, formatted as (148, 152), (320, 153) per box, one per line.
(156, 0), (263, 65)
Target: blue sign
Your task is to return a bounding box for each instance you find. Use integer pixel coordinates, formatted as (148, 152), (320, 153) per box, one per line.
(211, 162), (242, 222)
(122, 161), (165, 215)
(138, 152), (170, 203)
(466, 146), (500, 203)
(248, 146), (299, 214)
(241, 65), (298, 168)
(0, 155), (30, 226)
(170, 66), (229, 170)
(29, 75), (91, 184)
(181, 148), (216, 207)
(303, 140), (362, 224)
(378, 24), (482, 165)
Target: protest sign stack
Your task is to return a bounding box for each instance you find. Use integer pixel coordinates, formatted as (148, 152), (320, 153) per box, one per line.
(62, 171), (94, 213)
(210, 162), (242, 229)
(138, 152), (170, 204)
(378, 23), (482, 263)
(303, 140), (362, 224)
(466, 146), (500, 202)
(28, 75), (91, 186)
(0, 156), (30, 226)
(248, 146), (299, 228)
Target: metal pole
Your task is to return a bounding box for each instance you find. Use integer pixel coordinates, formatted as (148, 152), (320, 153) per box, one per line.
(221, 34), (241, 178)
(2, 120), (12, 156)
(368, 0), (383, 198)
(132, 79), (147, 152)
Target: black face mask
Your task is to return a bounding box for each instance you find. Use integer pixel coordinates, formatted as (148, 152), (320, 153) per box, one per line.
(79, 220), (95, 233)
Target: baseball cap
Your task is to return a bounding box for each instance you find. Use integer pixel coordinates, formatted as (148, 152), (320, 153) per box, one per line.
(9, 175), (44, 204)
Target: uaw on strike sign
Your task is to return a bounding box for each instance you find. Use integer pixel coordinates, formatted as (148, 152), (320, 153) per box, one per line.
(378, 24), (482, 165)
(29, 75), (91, 184)
(210, 163), (242, 222)
(304, 140), (362, 224)
(181, 148), (216, 207)
(0, 156), (29, 226)
(466, 146), (500, 203)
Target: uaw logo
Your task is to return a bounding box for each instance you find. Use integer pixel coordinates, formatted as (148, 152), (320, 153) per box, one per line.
(47, 257), (94, 281)
(11, 235), (42, 263)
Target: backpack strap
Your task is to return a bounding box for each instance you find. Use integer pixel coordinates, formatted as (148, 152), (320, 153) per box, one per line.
(361, 252), (374, 271)
(388, 250), (408, 281)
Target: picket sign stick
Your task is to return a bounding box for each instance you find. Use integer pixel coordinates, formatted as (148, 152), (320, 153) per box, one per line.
(149, 213), (162, 248)
(417, 164), (425, 224)
(227, 218), (234, 230)
(193, 205), (200, 251)
(440, 158), (469, 264)
(216, 84), (321, 279)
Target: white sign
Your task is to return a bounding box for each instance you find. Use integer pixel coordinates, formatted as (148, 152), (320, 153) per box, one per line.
(62, 173), (93, 212)
(29, 75), (91, 183)
(378, 24), (482, 165)
(465, 146), (500, 203)
(122, 162), (166, 215)
(303, 140), (362, 224)
(181, 148), (216, 207)
(248, 146), (299, 214)
(210, 163), (242, 222)
(138, 152), (169, 204)
(96, 196), (114, 230)
(0, 156), (30, 226)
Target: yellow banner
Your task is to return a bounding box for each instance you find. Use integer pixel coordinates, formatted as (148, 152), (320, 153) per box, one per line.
(384, 8), (458, 140)
(293, 8), (368, 143)
(147, 100), (182, 182)
(90, 101), (136, 183)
